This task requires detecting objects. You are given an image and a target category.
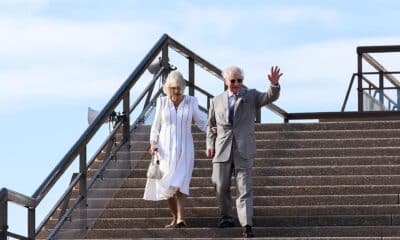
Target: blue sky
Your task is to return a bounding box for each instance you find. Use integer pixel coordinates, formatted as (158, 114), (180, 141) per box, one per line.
(1, 0), (400, 235)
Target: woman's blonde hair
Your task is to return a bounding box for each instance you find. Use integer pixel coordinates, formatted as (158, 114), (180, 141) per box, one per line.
(163, 71), (186, 96)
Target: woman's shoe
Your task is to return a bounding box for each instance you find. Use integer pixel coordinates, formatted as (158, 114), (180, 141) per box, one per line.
(164, 223), (175, 228)
(164, 221), (177, 228)
(174, 221), (186, 228)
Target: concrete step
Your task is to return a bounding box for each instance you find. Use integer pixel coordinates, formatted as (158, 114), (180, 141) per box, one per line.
(83, 237), (394, 240)
(132, 121), (400, 133)
(90, 165), (400, 178)
(47, 215), (399, 229)
(70, 185), (400, 198)
(129, 138), (400, 151)
(130, 129), (400, 141)
(110, 147), (400, 160)
(89, 176), (400, 188)
(62, 205), (400, 218)
(52, 225), (400, 238)
(91, 156), (400, 169)
(80, 194), (399, 208)
(40, 236), (391, 240)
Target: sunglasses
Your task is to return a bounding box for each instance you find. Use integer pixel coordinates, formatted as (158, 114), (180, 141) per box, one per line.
(169, 87), (181, 90)
(230, 79), (243, 84)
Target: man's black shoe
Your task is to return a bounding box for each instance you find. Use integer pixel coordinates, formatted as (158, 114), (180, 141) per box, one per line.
(242, 225), (255, 238)
(218, 220), (235, 228)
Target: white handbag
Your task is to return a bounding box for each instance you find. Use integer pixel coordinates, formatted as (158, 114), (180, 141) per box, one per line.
(146, 153), (162, 180)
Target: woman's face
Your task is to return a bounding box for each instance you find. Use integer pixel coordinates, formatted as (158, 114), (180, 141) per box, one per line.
(169, 85), (182, 101)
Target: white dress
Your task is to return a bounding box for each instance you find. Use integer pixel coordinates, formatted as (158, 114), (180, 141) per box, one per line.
(143, 95), (208, 201)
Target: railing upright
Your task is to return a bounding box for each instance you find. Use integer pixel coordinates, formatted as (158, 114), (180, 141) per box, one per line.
(357, 51), (363, 111)
(161, 43), (169, 85)
(379, 71), (384, 104)
(79, 146), (88, 231)
(0, 190), (7, 240)
(188, 57), (195, 96)
(28, 207), (35, 239)
(398, 88), (400, 110)
(123, 93), (130, 142)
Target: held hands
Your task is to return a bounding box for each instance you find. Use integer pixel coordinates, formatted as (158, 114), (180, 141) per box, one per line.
(206, 127), (217, 158)
(210, 127), (217, 134)
(206, 148), (215, 158)
(149, 141), (158, 155)
(268, 66), (283, 85)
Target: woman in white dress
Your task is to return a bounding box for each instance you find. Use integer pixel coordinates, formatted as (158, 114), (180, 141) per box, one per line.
(143, 70), (208, 228)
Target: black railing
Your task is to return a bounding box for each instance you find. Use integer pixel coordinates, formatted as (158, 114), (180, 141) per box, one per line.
(355, 46), (400, 111)
(342, 72), (400, 112)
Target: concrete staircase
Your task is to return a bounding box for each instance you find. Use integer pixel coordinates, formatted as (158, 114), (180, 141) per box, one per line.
(41, 120), (400, 239)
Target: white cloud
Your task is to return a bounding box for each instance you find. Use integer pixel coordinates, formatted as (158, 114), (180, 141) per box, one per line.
(0, 67), (121, 104)
(263, 5), (340, 26)
(0, 16), (164, 58)
(173, 3), (341, 41)
(0, 0), (47, 4)
(0, 0), (49, 16)
(174, 7), (245, 39)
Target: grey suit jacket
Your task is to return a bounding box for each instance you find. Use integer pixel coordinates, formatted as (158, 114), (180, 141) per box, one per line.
(207, 86), (280, 162)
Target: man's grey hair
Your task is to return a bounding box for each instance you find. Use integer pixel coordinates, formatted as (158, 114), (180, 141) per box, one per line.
(222, 66), (244, 80)
(163, 70), (186, 96)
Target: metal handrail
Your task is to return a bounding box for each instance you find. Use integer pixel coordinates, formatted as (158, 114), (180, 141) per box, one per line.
(341, 73), (357, 112)
(84, 117), (124, 173)
(35, 173), (82, 236)
(0, 188), (34, 208)
(286, 110), (400, 121)
(167, 37), (223, 80)
(342, 72), (400, 112)
(362, 53), (400, 87)
(47, 195), (84, 240)
(129, 67), (165, 115)
(360, 75), (398, 108)
(87, 134), (127, 190)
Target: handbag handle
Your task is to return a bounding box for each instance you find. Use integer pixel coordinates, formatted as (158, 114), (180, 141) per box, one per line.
(152, 152), (160, 165)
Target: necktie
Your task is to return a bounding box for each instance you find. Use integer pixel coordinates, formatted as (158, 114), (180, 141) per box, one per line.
(229, 95), (237, 125)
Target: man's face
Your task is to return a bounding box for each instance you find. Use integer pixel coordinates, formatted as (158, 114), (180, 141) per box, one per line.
(225, 70), (243, 94)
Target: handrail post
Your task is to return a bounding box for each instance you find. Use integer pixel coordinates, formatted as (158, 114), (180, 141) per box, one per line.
(255, 108), (261, 123)
(0, 198), (7, 240)
(188, 58), (195, 96)
(379, 70), (384, 105)
(161, 43), (169, 84)
(397, 88), (400, 110)
(79, 146), (87, 231)
(28, 207), (35, 240)
(123, 93), (130, 142)
(357, 52), (363, 112)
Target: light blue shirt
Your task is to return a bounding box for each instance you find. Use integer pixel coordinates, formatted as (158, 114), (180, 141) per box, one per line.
(227, 91), (238, 109)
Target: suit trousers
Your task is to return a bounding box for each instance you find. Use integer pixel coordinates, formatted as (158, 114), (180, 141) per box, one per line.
(211, 138), (254, 227)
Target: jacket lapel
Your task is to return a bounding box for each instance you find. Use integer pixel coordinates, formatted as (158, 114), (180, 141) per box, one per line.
(234, 88), (246, 114)
(222, 91), (229, 124)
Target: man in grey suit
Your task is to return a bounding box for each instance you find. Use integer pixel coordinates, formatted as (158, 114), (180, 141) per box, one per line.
(206, 66), (282, 238)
